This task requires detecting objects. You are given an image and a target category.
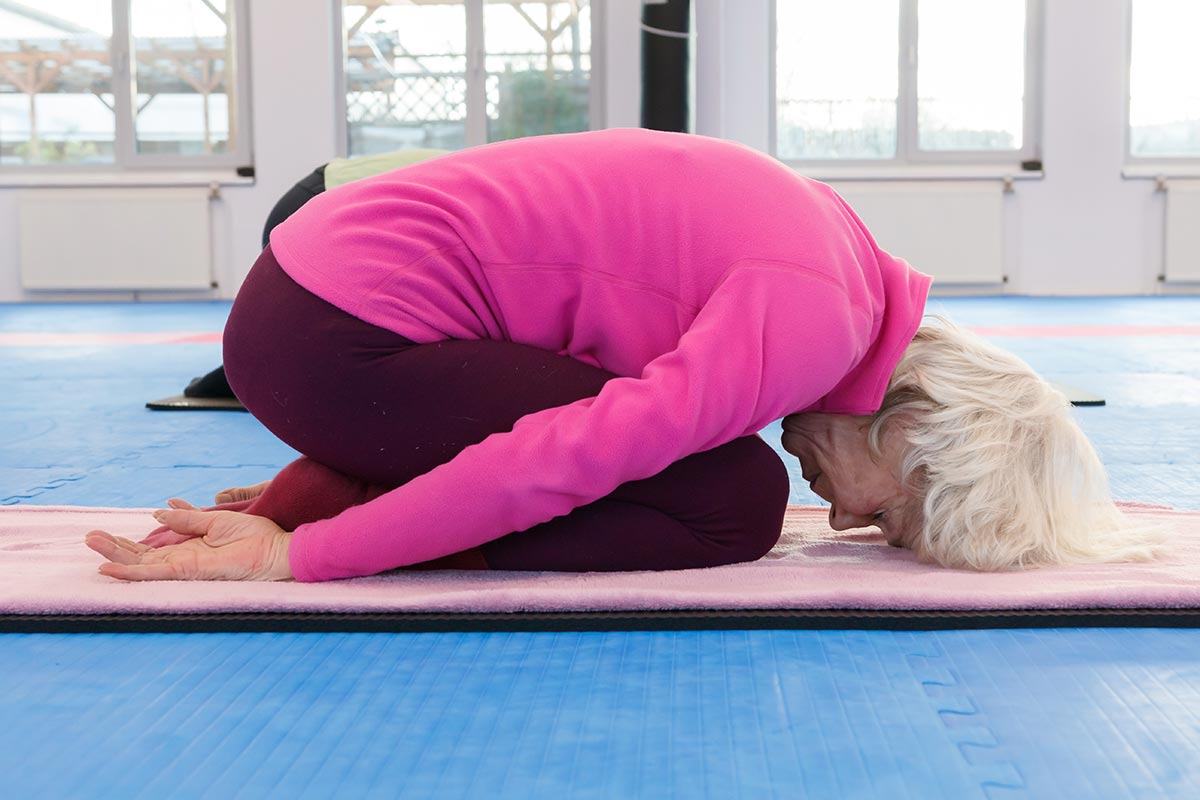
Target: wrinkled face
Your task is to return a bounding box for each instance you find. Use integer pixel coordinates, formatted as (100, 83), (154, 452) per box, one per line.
(780, 412), (919, 549)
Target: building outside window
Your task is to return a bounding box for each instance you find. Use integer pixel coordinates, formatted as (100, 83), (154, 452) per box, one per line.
(340, 0), (598, 155)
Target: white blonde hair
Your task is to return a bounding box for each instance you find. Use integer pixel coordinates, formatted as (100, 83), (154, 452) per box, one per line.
(869, 318), (1163, 571)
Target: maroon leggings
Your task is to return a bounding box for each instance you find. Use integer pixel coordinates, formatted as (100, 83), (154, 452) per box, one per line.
(223, 247), (790, 571)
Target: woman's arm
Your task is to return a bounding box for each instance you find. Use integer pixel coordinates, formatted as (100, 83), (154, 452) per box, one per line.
(287, 267), (865, 581)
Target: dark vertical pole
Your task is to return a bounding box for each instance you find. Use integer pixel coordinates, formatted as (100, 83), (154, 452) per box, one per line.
(640, 0), (690, 132)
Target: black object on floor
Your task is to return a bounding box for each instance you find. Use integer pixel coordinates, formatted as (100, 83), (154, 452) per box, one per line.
(184, 365), (236, 398)
(145, 395), (247, 411)
(147, 365), (246, 411)
(1051, 382), (1107, 407)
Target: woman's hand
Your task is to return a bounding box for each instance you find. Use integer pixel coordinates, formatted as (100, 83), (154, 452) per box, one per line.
(86, 501), (293, 582)
(140, 497), (258, 547)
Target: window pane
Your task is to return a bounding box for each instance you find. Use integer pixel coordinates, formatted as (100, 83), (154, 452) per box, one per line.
(775, 0), (899, 160)
(1130, 0), (1200, 157)
(130, 0), (236, 157)
(917, 0), (1024, 151)
(484, 1), (592, 142)
(0, 1), (115, 166)
(344, 0), (467, 155)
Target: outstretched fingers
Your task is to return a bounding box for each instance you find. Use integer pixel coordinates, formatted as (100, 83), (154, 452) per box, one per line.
(86, 530), (187, 580)
(97, 560), (184, 581)
(88, 528), (200, 580)
(153, 506), (247, 545)
(85, 530), (151, 564)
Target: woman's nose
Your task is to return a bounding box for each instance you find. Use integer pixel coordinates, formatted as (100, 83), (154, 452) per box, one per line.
(828, 505), (873, 531)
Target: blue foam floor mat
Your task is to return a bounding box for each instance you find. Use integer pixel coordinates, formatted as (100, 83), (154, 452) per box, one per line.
(2, 629), (1197, 799)
(3, 297), (1200, 797)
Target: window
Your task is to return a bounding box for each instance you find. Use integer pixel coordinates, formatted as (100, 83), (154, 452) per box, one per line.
(339, 0), (599, 155)
(1128, 0), (1200, 159)
(774, 0), (899, 160)
(0, 0), (249, 169)
(773, 0), (1038, 165)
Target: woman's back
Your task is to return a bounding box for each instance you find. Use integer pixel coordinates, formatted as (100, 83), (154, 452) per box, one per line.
(268, 128), (900, 378)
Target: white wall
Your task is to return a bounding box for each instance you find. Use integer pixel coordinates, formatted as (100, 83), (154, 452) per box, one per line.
(1016, 0), (1164, 295)
(0, 0), (1192, 301)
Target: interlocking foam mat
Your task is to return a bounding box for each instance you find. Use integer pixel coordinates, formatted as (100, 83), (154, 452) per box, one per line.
(4, 503), (1197, 632)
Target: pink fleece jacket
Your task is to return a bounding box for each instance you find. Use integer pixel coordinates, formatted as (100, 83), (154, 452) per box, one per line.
(269, 128), (932, 582)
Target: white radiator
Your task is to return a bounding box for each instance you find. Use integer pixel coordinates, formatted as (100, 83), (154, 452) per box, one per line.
(18, 188), (213, 290)
(828, 181), (1006, 285)
(1165, 180), (1200, 282)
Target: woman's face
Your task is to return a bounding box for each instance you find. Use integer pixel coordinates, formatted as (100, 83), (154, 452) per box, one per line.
(780, 412), (919, 548)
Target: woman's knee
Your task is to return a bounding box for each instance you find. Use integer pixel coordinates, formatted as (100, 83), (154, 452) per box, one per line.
(701, 435), (790, 564)
(222, 248), (283, 403)
(739, 436), (791, 556)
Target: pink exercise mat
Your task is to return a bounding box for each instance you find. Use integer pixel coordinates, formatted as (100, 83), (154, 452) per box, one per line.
(1, 503), (1197, 618)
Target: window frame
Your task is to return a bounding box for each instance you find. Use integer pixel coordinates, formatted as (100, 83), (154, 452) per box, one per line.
(769, 0), (1043, 169)
(332, 0), (607, 157)
(1122, 0), (1200, 169)
(0, 0), (253, 174)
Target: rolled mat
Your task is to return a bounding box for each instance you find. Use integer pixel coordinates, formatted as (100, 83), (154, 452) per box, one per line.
(2, 504), (1197, 632)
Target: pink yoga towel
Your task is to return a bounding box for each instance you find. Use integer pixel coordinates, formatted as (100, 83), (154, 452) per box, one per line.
(1, 504), (1197, 616)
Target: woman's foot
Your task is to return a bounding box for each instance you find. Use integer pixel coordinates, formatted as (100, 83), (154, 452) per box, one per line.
(235, 457), (392, 532)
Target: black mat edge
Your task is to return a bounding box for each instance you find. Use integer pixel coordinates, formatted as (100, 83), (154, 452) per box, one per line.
(2, 607), (1198, 633)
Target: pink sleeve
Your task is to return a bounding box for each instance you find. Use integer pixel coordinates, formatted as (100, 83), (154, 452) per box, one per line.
(287, 267), (866, 581)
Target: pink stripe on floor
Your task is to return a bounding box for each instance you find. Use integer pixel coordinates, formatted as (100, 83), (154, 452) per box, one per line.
(0, 332), (222, 346)
(968, 325), (1200, 337)
(1, 503), (1196, 616)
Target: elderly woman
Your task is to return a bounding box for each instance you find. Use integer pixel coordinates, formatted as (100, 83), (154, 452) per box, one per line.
(86, 129), (1156, 582)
